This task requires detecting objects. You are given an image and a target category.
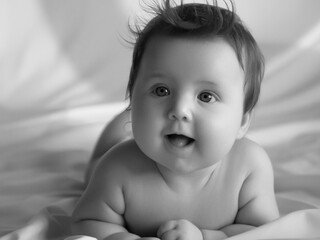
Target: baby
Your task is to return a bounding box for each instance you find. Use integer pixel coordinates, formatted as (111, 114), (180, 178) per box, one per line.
(72, 1), (279, 239)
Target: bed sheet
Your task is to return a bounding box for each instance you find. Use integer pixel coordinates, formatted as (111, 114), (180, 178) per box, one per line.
(1, 0), (320, 239)
(0, 102), (127, 238)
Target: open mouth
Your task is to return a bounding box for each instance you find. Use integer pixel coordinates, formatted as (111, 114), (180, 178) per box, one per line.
(165, 134), (195, 148)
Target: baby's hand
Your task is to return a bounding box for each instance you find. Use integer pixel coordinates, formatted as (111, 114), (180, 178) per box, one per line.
(157, 219), (203, 240)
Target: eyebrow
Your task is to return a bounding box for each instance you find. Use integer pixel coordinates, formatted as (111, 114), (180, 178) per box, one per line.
(145, 73), (169, 80)
(142, 73), (173, 85)
(196, 79), (220, 88)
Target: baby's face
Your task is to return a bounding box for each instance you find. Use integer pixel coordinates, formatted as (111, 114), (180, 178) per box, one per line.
(131, 36), (247, 174)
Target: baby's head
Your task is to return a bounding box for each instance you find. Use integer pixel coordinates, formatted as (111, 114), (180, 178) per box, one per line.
(126, 0), (265, 173)
(127, 0), (264, 115)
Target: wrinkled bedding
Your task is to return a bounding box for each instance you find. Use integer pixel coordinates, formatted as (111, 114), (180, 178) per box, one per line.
(0, 103), (127, 239)
(1, 0), (320, 239)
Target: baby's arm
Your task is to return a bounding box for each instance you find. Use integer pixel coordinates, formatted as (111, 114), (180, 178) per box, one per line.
(201, 143), (279, 239)
(225, 142), (279, 236)
(72, 147), (156, 240)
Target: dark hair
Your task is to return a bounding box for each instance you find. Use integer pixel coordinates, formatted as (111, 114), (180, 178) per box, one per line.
(126, 0), (264, 114)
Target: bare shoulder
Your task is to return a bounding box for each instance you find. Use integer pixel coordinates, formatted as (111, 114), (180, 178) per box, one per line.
(231, 137), (273, 173)
(221, 137), (274, 194)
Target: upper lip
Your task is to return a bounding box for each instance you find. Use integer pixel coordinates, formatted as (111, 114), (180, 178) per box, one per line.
(164, 132), (195, 141)
(166, 133), (192, 138)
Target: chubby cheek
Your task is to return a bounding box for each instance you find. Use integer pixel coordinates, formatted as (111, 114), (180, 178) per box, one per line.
(131, 102), (150, 139)
(196, 116), (240, 162)
(131, 98), (162, 153)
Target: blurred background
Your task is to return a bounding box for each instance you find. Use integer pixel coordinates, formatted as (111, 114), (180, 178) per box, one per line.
(1, 0), (320, 126)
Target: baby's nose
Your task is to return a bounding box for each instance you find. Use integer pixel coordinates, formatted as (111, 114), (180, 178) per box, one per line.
(168, 97), (192, 122)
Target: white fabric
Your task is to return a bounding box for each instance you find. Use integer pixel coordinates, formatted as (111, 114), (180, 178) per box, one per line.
(1, 0), (320, 239)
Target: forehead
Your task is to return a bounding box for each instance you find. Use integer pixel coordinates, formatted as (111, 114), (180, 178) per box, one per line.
(137, 35), (244, 86)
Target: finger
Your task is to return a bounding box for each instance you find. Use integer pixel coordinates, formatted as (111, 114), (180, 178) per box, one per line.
(160, 230), (179, 240)
(157, 220), (177, 238)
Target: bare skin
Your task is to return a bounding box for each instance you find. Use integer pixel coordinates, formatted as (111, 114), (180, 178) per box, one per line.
(72, 37), (279, 240)
(74, 117), (278, 240)
(85, 110), (133, 183)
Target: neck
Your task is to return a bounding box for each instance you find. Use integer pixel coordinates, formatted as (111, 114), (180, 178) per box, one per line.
(156, 162), (221, 193)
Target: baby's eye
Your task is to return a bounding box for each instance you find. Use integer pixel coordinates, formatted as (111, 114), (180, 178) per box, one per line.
(152, 86), (170, 97)
(198, 91), (217, 103)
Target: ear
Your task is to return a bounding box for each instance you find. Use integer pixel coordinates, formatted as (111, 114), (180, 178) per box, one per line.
(237, 111), (253, 139)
